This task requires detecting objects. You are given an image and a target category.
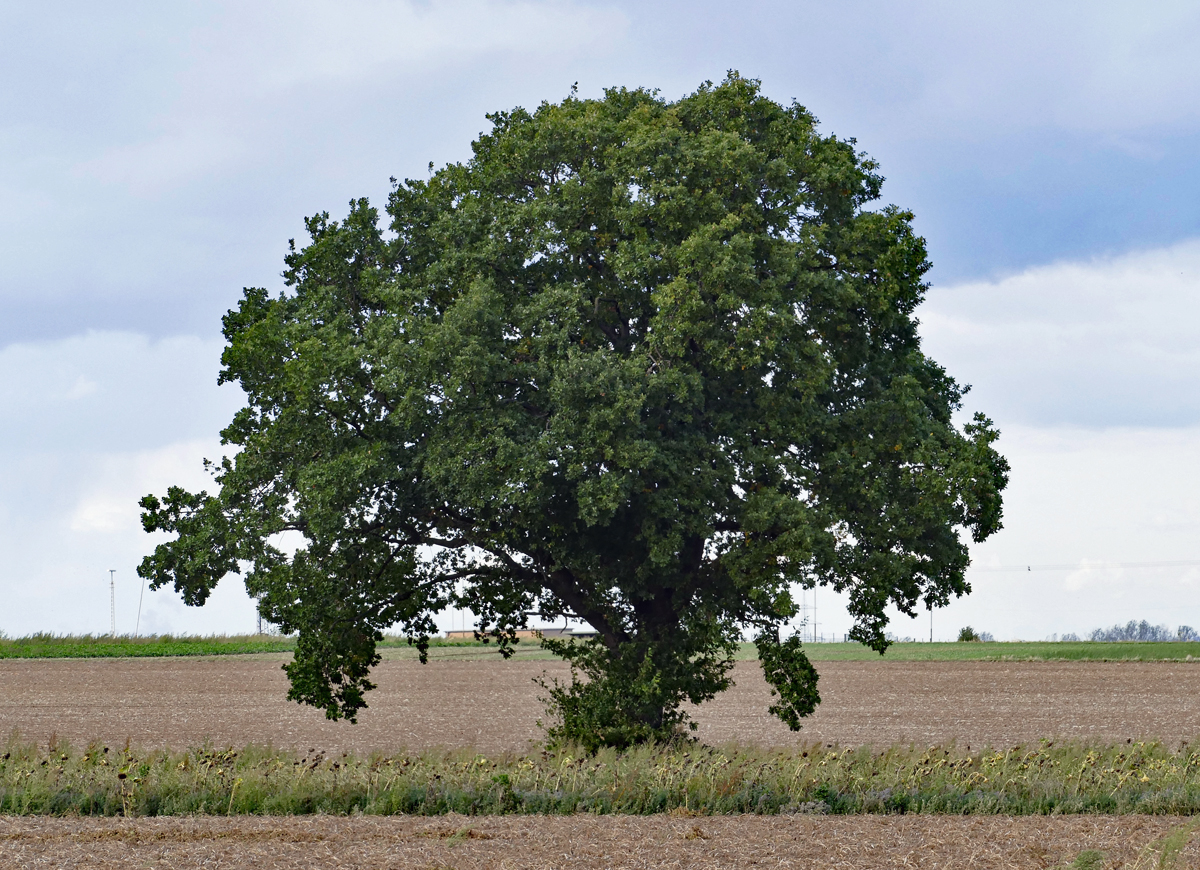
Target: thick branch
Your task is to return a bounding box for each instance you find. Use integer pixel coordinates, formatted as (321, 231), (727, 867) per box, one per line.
(546, 568), (627, 652)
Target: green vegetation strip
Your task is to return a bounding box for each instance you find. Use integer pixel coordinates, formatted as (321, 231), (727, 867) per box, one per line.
(6, 635), (1200, 662)
(799, 641), (1200, 663)
(0, 634), (297, 658)
(0, 634), (474, 659)
(5, 738), (1200, 816)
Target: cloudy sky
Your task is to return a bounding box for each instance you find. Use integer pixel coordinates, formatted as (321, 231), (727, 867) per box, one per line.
(3, 0), (1200, 640)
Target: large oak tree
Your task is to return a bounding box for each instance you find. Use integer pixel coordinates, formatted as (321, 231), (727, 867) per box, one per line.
(140, 74), (1008, 749)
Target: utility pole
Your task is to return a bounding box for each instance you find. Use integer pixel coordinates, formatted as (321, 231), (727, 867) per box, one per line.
(930, 609), (933, 643)
(135, 574), (146, 637)
(109, 570), (116, 636)
(798, 588), (807, 641)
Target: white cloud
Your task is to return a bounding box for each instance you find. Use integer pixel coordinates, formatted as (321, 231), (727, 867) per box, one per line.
(73, 0), (629, 194)
(920, 238), (1200, 426)
(79, 129), (248, 198)
(952, 423), (1200, 637)
(1063, 560), (1125, 593)
(0, 332), (253, 636)
(67, 440), (221, 534)
(838, 3), (1200, 136)
(63, 375), (98, 401)
(0, 437), (257, 637)
(811, 422), (1200, 641)
(7, 0), (1200, 342)
(205, 0), (629, 93)
(59, 2), (1200, 202)
(0, 331), (243, 450)
(69, 498), (131, 534)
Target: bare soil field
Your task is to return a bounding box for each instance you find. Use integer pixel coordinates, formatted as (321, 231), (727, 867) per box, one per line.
(3, 813), (1199, 869)
(2, 658), (1199, 753)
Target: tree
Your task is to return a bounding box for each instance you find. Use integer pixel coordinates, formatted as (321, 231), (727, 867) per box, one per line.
(139, 74), (1009, 749)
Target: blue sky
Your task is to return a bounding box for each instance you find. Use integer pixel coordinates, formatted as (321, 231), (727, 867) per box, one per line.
(3, 0), (1200, 639)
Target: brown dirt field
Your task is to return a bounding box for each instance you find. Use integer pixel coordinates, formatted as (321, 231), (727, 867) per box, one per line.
(3, 658), (1200, 754)
(3, 813), (1199, 869)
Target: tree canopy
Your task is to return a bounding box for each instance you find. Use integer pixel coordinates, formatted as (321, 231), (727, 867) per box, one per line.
(140, 74), (1008, 749)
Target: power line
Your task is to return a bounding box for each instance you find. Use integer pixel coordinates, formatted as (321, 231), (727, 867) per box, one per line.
(972, 560), (1200, 573)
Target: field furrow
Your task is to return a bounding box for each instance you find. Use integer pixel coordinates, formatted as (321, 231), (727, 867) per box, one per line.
(3, 813), (1199, 869)
(3, 659), (1199, 754)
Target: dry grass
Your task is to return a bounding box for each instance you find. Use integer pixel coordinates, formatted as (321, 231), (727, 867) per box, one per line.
(5, 735), (1200, 817)
(3, 813), (1200, 869)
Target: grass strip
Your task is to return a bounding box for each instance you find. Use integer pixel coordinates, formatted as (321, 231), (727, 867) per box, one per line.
(6, 634), (1200, 662)
(0, 634), (296, 659)
(4, 737), (1200, 817)
(0, 634), (491, 659)
(798, 641), (1200, 663)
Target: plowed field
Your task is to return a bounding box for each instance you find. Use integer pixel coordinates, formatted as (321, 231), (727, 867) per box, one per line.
(2, 657), (1199, 753)
(2, 813), (1198, 869)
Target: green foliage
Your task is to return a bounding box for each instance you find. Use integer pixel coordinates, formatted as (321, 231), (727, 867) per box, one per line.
(538, 630), (737, 750)
(957, 626), (980, 642)
(5, 736), (1200, 817)
(139, 73), (1008, 743)
(755, 631), (820, 729)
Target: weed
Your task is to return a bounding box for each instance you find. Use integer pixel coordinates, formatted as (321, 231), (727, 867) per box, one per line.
(1069, 850), (1105, 870)
(4, 735), (1200, 817)
(1128, 819), (1199, 870)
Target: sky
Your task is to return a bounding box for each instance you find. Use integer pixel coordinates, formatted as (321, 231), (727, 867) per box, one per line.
(3, 0), (1200, 640)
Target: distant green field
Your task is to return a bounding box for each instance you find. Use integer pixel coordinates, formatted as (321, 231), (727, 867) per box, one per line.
(0, 633), (464, 659)
(3, 634), (1199, 662)
(795, 640), (1200, 662)
(0, 633), (570, 660)
(0, 633), (298, 659)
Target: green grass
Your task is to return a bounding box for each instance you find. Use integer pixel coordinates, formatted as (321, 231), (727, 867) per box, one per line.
(795, 641), (1200, 662)
(0, 633), (482, 659)
(0, 633), (575, 661)
(0, 633), (297, 659)
(4, 735), (1200, 817)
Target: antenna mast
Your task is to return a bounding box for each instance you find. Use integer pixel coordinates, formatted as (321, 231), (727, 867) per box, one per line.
(813, 586), (817, 643)
(109, 570), (116, 636)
